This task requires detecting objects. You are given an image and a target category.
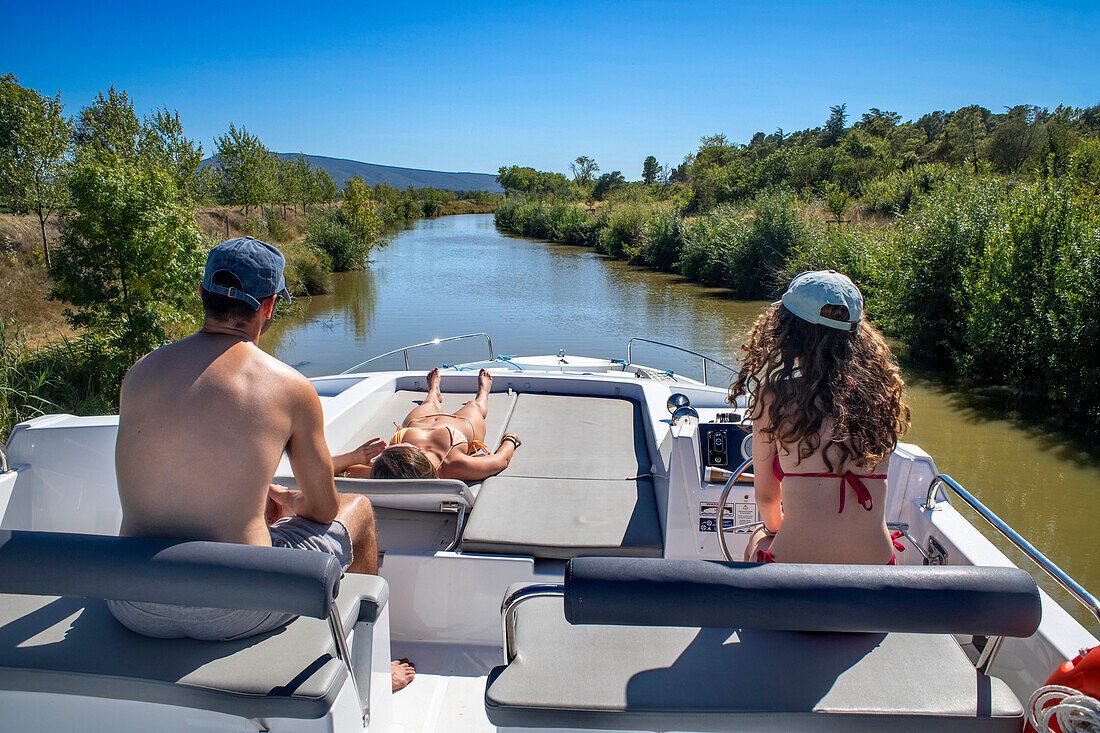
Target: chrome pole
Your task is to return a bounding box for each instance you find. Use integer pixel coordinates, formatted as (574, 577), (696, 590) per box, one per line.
(0, 444), (9, 474)
(501, 584), (565, 662)
(328, 608), (367, 723)
(924, 474), (1100, 623)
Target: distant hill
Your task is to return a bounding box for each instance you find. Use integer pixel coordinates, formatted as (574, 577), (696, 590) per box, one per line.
(205, 153), (503, 193)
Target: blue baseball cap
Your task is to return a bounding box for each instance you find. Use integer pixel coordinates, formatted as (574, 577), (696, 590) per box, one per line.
(202, 237), (291, 311)
(774, 270), (863, 332)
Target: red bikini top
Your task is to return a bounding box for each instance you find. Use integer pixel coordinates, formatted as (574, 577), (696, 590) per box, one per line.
(772, 454), (887, 514)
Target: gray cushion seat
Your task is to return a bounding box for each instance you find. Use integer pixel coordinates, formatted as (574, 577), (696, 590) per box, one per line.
(0, 574), (379, 719)
(485, 559), (1042, 732)
(461, 394), (662, 559)
(0, 530), (387, 720)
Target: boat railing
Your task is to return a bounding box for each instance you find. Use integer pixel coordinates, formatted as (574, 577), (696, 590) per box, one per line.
(625, 337), (737, 385)
(924, 474), (1100, 626)
(0, 444), (9, 474)
(341, 333), (495, 374)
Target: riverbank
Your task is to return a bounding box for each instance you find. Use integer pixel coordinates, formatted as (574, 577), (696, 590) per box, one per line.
(0, 198), (500, 440)
(495, 174), (1100, 425)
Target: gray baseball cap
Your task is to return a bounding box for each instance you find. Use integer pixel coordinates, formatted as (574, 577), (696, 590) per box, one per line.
(202, 237), (291, 311)
(774, 270), (862, 332)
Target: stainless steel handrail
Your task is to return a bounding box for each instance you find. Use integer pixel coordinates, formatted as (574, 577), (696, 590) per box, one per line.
(717, 457), (756, 561)
(0, 444), (10, 474)
(341, 333), (495, 374)
(924, 473), (1100, 624)
(626, 338), (736, 385)
(328, 607), (368, 723)
(502, 584), (565, 663)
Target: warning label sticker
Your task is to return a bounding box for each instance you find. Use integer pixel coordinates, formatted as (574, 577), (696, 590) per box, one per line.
(698, 502), (757, 533)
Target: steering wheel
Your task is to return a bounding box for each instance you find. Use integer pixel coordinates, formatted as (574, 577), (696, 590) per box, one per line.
(716, 456), (757, 561)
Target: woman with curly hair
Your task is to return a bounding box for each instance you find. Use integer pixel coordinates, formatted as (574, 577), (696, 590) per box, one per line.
(729, 270), (910, 565)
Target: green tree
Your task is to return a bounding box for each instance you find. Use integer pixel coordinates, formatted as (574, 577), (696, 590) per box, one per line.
(214, 124), (271, 218)
(74, 86), (141, 159)
(824, 181), (850, 221)
(986, 105), (1043, 174)
(139, 108), (207, 203)
(943, 106), (991, 173)
(341, 175), (382, 251)
(0, 74), (72, 266)
(50, 154), (206, 368)
(593, 171), (625, 200)
(642, 155), (659, 184)
(822, 104), (848, 147)
(570, 155), (599, 185)
(315, 168), (337, 204)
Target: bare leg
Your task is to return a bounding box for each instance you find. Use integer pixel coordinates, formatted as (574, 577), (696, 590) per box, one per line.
(334, 493), (416, 691)
(335, 493), (379, 574)
(453, 369), (492, 441)
(402, 367), (444, 426)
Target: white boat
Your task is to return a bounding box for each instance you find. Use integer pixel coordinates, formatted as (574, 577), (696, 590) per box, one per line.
(1, 332), (1096, 732)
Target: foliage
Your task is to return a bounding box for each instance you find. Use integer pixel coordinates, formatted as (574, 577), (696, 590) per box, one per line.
(597, 204), (648, 259)
(50, 154), (206, 369)
(823, 181), (849, 221)
(341, 175), (382, 247)
(496, 165), (572, 196)
(214, 124), (271, 217)
(570, 156), (599, 185)
(593, 171), (625, 200)
(305, 211), (368, 272)
(1, 326), (120, 442)
(642, 155), (659, 185)
(0, 74), (72, 264)
(139, 108), (208, 203)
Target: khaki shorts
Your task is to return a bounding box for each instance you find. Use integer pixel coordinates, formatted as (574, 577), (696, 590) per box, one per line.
(107, 517), (353, 641)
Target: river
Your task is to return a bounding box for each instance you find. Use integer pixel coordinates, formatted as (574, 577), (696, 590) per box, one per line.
(264, 213), (1100, 629)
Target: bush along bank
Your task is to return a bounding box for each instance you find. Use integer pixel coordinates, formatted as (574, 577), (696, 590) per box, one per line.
(495, 175), (1100, 424)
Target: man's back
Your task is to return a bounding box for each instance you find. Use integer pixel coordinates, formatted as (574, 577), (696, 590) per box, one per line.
(116, 332), (299, 546)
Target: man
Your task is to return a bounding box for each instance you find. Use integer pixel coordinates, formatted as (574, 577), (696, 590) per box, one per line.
(108, 237), (414, 692)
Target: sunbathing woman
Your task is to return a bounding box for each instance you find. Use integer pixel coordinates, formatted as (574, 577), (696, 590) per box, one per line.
(338, 367), (521, 482)
(730, 270), (910, 565)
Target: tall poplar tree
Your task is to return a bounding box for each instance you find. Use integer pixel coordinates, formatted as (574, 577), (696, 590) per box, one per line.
(0, 74), (72, 266)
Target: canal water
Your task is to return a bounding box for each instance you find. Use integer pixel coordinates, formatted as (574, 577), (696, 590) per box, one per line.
(265, 213), (1100, 628)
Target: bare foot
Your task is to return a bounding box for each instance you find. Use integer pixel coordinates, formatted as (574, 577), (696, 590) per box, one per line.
(392, 658), (415, 692)
(478, 368), (493, 394)
(425, 367), (441, 400)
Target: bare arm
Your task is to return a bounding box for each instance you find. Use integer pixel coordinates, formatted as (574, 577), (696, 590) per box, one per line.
(281, 375), (340, 524)
(751, 403), (783, 533)
(440, 434), (519, 482)
(332, 438), (387, 476)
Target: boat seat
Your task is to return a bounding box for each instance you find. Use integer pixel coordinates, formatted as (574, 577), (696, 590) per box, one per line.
(461, 476), (662, 558)
(485, 558), (1041, 732)
(274, 475), (474, 514)
(0, 530), (386, 720)
(461, 394), (662, 559)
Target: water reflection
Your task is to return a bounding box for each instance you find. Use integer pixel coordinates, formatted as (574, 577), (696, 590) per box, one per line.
(264, 214), (1100, 627)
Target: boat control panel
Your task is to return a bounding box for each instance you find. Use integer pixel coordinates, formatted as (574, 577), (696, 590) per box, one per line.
(698, 413), (751, 473)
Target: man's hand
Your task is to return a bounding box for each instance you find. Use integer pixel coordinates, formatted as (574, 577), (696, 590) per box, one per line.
(266, 483), (304, 525)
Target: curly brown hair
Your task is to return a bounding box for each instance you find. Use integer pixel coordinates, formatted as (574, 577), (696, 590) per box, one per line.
(729, 302), (910, 472)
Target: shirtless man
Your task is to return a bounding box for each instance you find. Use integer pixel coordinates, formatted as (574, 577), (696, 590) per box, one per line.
(341, 367), (521, 481)
(108, 237), (414, 691)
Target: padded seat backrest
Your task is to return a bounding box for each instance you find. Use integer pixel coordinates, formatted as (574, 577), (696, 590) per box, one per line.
(565, 557), (1042, 637)
(0, 530), (341, 619)
(274, 476), (473, 512)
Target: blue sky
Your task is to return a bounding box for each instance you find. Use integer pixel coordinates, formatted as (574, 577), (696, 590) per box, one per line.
(3, 0), (1097, 178)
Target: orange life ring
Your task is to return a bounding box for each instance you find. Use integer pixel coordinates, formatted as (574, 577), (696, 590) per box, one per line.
(1025, 646), (1100, 733)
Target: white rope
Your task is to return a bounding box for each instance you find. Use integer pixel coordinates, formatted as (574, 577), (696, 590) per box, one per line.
(1028, 685), (1100, 733)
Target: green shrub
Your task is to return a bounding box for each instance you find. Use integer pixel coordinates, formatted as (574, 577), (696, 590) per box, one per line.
(282, 242), (332, 295)
(305, 211), (366, 272)
(598, 205), (648, 259)
(859, 164), (950, 216)
(240, 215), (267, 238)
(265, 209), (290, 241)
(637, 208), (683, 271)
